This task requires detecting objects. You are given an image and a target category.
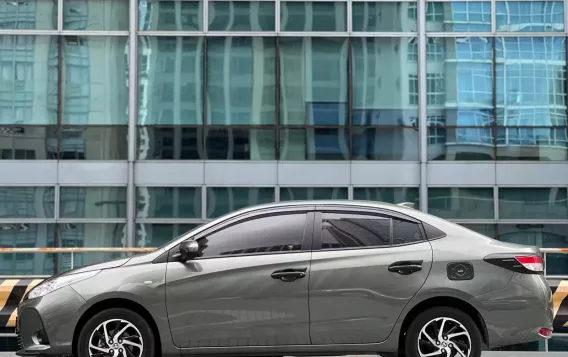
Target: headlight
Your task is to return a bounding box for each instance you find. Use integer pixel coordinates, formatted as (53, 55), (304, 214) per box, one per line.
(27, 270), (100, 300)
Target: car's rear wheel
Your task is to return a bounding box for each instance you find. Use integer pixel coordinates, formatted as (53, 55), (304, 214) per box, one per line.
(404, 307), (482, 357)
(77, 308), (155, 357)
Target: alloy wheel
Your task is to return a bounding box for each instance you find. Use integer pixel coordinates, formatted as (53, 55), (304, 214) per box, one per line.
(88, 318), (144, 357)
(417, 317), (472, 357)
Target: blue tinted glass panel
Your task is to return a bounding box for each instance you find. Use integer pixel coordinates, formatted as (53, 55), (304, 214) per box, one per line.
(549, 337), (568, 350)
(0, 1), (56, 30)
(280, 187), (348, 201)
(496, 1), (564, 32)
(60, 187), (127, 219)
(352, 128), (419, 160)
(281, 2), (346, 32)
(206, 187), (275, 218)
(428, 127), (495, 160)
(279, 128), (349, 160)
(428, 188), (494, 219)
(207, 37), (275, 125)
(209, 1), (275, 31)
(136, 187), (201, 219)
(139, 0), (202, 31)
(136, 223), (202, 247)
(138, 37), (203, 125)
(353, 187), (419, 205)
(0, 187), (54, 219)
(499, 188), (568, 219)
(0, 126), (58, 160)
(352, 2), (417, 32)
(427, 2), (491, 32)
(205, 128), (275, 160)
(60, 126), (128, 160)
(137, 126), (202, 160)
(64, 0), (129, 30)
(279, 38), (348, 125)
(0, 224), (55, 275)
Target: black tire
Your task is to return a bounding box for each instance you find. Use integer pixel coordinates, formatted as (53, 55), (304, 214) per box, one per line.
(404, 307), (482, 357)
(77, 308), (155, 357)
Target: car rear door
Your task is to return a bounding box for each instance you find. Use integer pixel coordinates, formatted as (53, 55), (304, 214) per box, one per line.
(308, 205), (433, 345)
(165, 206), (315, 349)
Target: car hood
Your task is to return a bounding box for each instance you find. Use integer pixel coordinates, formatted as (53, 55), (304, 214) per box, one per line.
(58, 256), (132, 277)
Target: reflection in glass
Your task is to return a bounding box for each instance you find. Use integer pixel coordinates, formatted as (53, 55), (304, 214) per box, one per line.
(206, 187), (274, 218)
(352, 2), (416, 32)
(0, 1), (56, 30)
(428, 187), (494, 219)
(280, 187), (348, 201)
(60, 187), (127, 219)
(496, 37), (568, 160)
(209, 1), (275, 31)
(205, 128), (275, 160)
(280, 38), (348, 125)
(496, 1), (564, 32)
(138, 37), (203, 125)
(353, 187), (419, 206)
(428, 127), (495, 160)
(280, 128), (349, 160)
(207, 37), (275, 125)
(139, 0), (202, 31)
(0, 36), (58, 125)
(499, 188), (568, 219)
(136, 187), (201, 219)
(136, 223), (201, 247)
(137, 126), (202, 160)
(57, 223), (126, 271)
(62, 36), (128, 125)
(281, 2), (346, 32)
(0, 224), (55, 276)
(0, 126), (58, 160)
(352, 128), (419, 160)
(64, 0), (129, 30)
(322, 213), (390, 249)
(426, 2), (491, 32)
(0, 187), (55, 219)
(59, 126), (128, 160)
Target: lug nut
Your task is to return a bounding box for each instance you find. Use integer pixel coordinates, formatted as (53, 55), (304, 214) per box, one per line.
(109, 349), (114, 354)
(119, 349), (123, 353)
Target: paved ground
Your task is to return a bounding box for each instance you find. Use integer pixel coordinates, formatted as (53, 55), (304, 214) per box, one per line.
(1, 353), (564, 357)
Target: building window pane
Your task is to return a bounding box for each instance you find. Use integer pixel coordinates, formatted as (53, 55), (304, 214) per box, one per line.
(136, 223), (202, 247)
(60, 187), (127, 219)
(496, 37), (568, 160)
(427, 2), (491, 32)
(59, 126), (128, 160)
(352, 128), (419, 160)
(137, 126), (203, 160)
(207, 37), (275, 125)
(352, 2), (417, 32)
(281, 2), (346, 32)
(206, 187), (275, 218)
(0, 0), (56, 30)
(280, 187), (348, 201)
(280, 38), (348, 125)
(64, 0), (129, 31)
(279, 128), (349, 160)
(0, 187), (54, 219)
(138, 0), (202, 31)
(0, 36), (58, 125)
(496, 1), (564, 32)
(136, 187), (201, 219)
(549, 337), (568, 349)
(353, 187), (419, 206)
(0, 224), (55, 276)
(428, 188), (494, 219)
(205, 128), (275, 160)
(499, 188), (568, 219)
(0, 126), (58, 160)
(427, 37), (495, 161)
(138, 37), (203, 125)
(209, 1), (275, 31)
(62, 36), (128, 125)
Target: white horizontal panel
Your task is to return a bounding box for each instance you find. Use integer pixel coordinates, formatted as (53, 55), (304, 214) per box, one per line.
(278, 162), (350, 185)
(58, 162), (128, 185)
(496, 163), (568, 185)
(205, 162), (277, 185)
(0, 162), (57, 184)
(351, 162), (420, 185)
(135, 162), (204, 185)
(428, 162), (496, 185)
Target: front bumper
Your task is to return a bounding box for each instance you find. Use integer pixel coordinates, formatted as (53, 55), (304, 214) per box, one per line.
(16, 285), (86, 356)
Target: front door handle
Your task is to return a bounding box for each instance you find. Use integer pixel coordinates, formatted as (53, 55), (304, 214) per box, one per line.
(388, 260), (423, 275)
(271, 268), (307, 282)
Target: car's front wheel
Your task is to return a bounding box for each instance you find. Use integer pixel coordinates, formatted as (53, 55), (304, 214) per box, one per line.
(77, 308), (155, 357)
(404, 307), (482, 357)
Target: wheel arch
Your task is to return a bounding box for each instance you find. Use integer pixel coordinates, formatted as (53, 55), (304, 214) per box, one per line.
(72, 298), (162, 357)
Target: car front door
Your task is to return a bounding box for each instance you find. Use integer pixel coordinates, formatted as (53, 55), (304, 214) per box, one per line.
(165, 208), (315, 348)
(308, 206), (433, 345)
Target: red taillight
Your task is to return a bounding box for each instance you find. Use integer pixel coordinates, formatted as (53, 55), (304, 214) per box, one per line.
(538, 328), (552, 339)
(515, 255), (544, 273)
(484, 254), (544, 274)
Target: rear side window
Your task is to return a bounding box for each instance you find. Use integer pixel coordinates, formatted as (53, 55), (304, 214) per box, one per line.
(321, 213), (390, 249)
(422, 222), (447, 240)
(392, 218), (423, 245)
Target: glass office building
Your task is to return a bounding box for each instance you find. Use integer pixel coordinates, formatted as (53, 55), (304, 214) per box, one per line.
(1, 0), (568, 352)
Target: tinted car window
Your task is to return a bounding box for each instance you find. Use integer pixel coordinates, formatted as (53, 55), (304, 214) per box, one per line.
(196, 213), (307, 258)
(321, 213), (390, 249)
(392, 218), (423, 245)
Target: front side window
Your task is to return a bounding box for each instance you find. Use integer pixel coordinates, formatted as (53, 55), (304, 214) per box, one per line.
(195, 213), (307, 258)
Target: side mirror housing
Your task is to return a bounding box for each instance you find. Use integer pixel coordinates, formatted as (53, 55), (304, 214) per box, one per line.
(178, 240), (200, 262)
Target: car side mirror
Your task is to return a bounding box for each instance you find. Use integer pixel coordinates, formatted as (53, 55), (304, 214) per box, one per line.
(179, 240), (200, 262)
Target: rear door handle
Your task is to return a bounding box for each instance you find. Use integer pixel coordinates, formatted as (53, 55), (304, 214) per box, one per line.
(271, 268), (307, 282)
(388, 260), (423, 275)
